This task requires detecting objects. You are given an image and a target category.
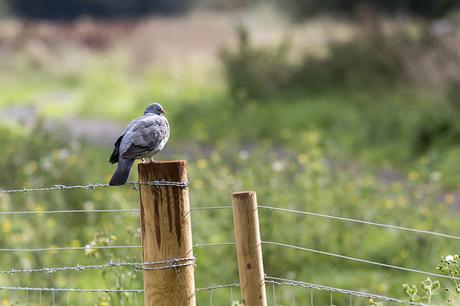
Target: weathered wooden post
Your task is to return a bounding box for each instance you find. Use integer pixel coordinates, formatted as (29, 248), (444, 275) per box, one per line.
(232, 191), (267, 306)
(138, 160), (195, 306)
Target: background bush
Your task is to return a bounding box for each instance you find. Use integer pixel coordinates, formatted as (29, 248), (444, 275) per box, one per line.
(5, 0), (192, 19)
(221, 26), (405, 100)
(280, 0), (460, 20)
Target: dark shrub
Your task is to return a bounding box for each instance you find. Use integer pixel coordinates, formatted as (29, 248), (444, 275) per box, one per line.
(221, 27), (405, 102)
(412, 100), (460, 154)
(293, 38), (405, 92)
(220, 26), (292, 104)
(6, 0), (191, 19)
(281, 0), (460, 20)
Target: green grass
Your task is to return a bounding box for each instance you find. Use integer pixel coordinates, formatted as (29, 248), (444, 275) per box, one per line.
(0, 121), (458, 304)
(1, 48), (460, 305)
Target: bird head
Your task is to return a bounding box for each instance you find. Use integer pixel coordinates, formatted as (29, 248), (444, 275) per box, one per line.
(144, 103), (166, 115)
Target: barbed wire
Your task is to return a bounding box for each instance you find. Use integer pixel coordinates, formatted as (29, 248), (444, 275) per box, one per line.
(1, 181), (457, 241)
(0, 257), (195, 274)
(4, 201), (458, 243)
(265, 276), (428, 306)
(260, 205), (460, 241)
(0, 208), (139, 216)
(143, 257), (195, 271)
(0, 180), (189, 194)
(0, 283), (239, 294)
(0, 245), (141, 253)
(0, 261), (141, 274)
(263, 241), (460, 281)
(0, 283), (238, 295)
(0, 179), (454, 304)
(0, 286), (143, 293)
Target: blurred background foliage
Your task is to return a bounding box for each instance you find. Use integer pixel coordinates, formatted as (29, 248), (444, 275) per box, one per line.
(2, 0), (460, 19)
(1, 0), (460, 305)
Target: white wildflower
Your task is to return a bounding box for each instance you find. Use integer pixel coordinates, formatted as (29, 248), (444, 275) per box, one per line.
(239, 150), (249, 160)
(272, 160), (285, 172)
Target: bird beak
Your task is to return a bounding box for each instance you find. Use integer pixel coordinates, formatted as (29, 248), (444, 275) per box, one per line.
(162, 110), (167, 114)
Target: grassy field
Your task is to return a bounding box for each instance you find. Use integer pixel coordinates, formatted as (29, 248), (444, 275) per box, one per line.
(1, 10), (460, 305)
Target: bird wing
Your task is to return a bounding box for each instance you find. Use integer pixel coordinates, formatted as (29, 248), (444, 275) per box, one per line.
(109, 134), (124, 164)
(120, 115), (169, 160)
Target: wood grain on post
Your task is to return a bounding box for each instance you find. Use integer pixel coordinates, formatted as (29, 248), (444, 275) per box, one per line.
(138, 160), (195, 306)
(232, 191), (267, 306)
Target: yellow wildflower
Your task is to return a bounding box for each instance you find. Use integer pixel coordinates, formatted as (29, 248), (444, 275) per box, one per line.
(408, 171), (419, 181)
(444, 194), (455, 205)
(303, 130), (319, 144)
(280, 129), (291, 140)
(397, 196), (407, 207)
(47, 218), (57, 228)
(49, 245), (59, 255)
(193, 179), (204, 190)
(297, 154), (309, 164)
(196, 159), (207, 169)
(2, 219), (12, 233)
(384, 199), (394, 209)
(70, 240), (81, 247)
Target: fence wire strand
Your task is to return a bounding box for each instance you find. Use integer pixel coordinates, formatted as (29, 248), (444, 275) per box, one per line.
(0, 180), (189, 194)
(193, 242), (236, 248)
(0, 286), (144, 293)
(0, 206), (231, 217)
(263, 241), (460, 281)
(0, 269), (436, 305)
(0, 245), (141, 253)
(259, 205), (460, 241)
(0, 209), (139, 216)
(0, 258), (195, 274)
(0, 180), (456, 305)
(0, 283), (240, 295)
(195, 283), (240, 292)
(265, 276), (428, 306)
(0, 242), (234, 253)
(0, 279), (423, 306)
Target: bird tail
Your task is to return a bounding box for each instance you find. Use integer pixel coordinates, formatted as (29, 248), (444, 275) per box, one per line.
(109, 159), (134, 186)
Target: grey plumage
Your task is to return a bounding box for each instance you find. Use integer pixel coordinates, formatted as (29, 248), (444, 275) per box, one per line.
(109, 103), (169, 186)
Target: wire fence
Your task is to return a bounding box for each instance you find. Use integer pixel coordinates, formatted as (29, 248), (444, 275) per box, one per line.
(0, 181), (189, 193)
(0, 278), (430, 306)
(0, 181), (458, 305)
(0, 258), (196, 275)
(259, 205), (460, 241)
(265, 277), (429, 306)
(0, 206), (232, 216)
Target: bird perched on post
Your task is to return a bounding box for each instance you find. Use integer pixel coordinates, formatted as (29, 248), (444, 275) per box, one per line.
(109, 103), (170, 186)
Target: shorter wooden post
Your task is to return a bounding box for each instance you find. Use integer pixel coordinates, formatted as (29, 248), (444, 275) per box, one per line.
(138, 160), (195, 306)
(232, 191), (267, 306)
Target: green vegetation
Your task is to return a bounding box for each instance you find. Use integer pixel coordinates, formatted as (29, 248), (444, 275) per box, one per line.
(0, 123), (458, 304)
(1, 10), (460, 305)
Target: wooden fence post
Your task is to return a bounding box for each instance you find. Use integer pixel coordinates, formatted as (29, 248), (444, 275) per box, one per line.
(232, 191), (267, 306)
(138, 160), (195, 306)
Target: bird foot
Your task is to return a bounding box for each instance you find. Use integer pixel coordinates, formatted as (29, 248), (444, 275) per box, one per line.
(140, 158), (159, 163)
